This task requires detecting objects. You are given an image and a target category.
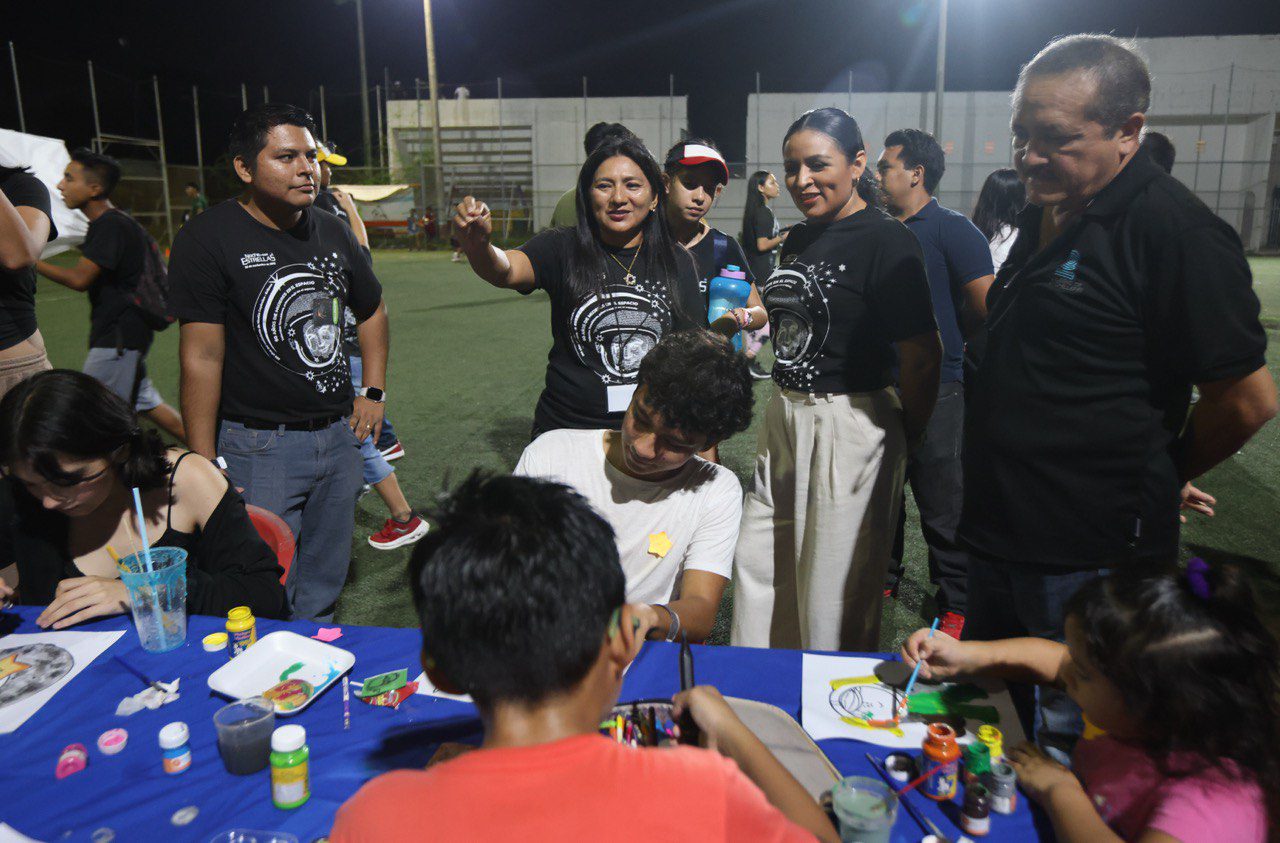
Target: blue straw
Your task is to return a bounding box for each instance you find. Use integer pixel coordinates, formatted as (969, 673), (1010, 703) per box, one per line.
(131, 487), (154, 574)
(898, 616), (940, 718)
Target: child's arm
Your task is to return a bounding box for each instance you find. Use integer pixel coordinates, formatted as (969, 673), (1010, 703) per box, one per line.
(674, 686), (839, 843)
(900, 628), (1070, 686)
(1008, 745), (1182, 843)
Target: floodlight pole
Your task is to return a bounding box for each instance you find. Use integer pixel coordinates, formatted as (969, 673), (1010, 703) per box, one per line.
(192, 84), (205, 195)
(319, 84), (328, 141)
(423, 0), (446, 220)
(375, 84), (385, 171)
(263, 85), (270, 104)
(355, 0), (373, 165)
(1214, 63), (1235, 216)
(933, 0), (948, 139)
(8, 42), (25, 133)
(88, 61), (103, 151)
(241, 83), (248, 111)
(153, 76), (175, 245)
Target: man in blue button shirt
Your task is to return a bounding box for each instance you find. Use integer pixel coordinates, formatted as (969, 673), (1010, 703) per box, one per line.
(876, 129), (994, 641)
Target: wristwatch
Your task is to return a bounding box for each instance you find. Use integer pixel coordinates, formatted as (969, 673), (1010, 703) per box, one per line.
(654, 604), (681, 642)
(212, 456), (228, 471)
(358, 386), (386, 403)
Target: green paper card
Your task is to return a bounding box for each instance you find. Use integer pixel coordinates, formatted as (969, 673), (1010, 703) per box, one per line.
(360, 668), (408, 698)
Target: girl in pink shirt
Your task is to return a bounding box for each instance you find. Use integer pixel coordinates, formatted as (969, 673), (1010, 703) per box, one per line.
(901, 560), (1277, 842)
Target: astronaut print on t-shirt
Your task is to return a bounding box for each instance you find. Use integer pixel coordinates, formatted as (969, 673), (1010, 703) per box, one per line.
(251, 252), (351, 396)
(568, 279), (673, 386)
(761, 256), (836, 390)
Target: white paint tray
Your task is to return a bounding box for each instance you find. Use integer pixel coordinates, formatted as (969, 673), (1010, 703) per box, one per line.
(207, 631), (355, 716)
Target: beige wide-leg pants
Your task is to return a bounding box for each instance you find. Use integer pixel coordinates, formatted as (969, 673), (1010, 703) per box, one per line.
(731, 387), (907, 651)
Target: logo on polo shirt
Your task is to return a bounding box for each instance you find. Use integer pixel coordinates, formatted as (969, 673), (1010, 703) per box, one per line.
(240, 252), (277, 269)
(1053, 249), (1083, 293)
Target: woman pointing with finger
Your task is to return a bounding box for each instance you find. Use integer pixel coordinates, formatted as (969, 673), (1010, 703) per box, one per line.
(454, 135), (704, 438)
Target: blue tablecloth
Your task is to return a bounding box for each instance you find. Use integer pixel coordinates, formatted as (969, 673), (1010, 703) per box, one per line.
(1, 608), (1045, 841)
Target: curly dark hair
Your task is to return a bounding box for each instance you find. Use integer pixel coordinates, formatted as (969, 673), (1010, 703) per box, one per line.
(1065, 562), (1280, 827)
(638, 329), (753, 446)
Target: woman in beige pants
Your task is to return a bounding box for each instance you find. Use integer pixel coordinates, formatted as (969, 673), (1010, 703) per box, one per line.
(731, 108), (941, 652)
(0, 165), (57, 399)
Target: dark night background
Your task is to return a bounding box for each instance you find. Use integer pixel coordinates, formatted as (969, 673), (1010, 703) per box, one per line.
(5, 0), (1280, 166)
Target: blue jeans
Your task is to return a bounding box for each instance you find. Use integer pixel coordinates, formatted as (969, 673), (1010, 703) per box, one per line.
(349, 355), (398, 450)
(348, 356), (394, 486)
(964, 553), (1106, 765)
(218, 419), (363, 621)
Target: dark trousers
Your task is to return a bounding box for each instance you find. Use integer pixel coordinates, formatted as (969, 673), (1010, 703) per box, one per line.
(886, 381), (968, 614)
(964, 553), (1108, 765)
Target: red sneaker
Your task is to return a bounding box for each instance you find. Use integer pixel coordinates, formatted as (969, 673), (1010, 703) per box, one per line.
(368, 514), (429, 550)
(379, 441), (406, 462)
(939, 611), (966, 640)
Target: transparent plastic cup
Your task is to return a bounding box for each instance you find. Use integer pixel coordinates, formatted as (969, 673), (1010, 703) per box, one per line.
(214, 696), (275, 775)
(831, 776), (899, 843)
(118, 547), (188, 653)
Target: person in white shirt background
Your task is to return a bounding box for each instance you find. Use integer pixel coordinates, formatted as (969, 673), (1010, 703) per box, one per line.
(515, 329), (753, 643)
(971, 167), (1024, 276)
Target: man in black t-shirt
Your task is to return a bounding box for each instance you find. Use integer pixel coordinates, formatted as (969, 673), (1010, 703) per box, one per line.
(169, 103), (389, 621)
(876, 129), (995, 641)
(0, 165), (57, 398)
(960, 35), (1276, 762)
(35, 149), (185, 442)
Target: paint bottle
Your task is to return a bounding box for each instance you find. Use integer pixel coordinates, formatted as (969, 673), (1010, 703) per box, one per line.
(270, 725), (310, 810)
(983, 762), (1018, 814)
(921, 722), (961, 801)
(977, 725), (1004, 764)
(963, 740), (992, 787)
(159, 722), (191, 775)
(960, 783), (992, 837)
(226, 606), (257, 658)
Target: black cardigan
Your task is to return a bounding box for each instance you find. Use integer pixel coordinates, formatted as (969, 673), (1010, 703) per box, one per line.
(0, 471), (288, 620)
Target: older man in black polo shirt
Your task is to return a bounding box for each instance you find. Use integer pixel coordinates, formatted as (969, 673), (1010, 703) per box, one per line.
(960, 34), (1276, 762)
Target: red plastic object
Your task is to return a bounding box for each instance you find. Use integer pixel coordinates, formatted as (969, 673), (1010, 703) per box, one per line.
(246, 505), (295, 585)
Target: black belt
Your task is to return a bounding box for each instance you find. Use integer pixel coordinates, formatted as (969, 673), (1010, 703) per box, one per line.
(223, 414), (344, 432)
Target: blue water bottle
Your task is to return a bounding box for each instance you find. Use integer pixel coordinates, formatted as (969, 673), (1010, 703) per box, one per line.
(707, 265), (751, 350)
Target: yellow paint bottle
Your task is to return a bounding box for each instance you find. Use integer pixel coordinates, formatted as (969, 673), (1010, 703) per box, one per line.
(226, 606), (257, 658)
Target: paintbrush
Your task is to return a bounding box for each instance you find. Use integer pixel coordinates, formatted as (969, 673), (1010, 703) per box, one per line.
(864, 752), (950, 842)
(895, 616), (940, 722)
(112, 655), (168, 693)
(676, 632), (702, 746)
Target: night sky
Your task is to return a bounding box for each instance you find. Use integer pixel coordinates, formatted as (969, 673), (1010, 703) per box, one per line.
(6, 0), (1280, 166)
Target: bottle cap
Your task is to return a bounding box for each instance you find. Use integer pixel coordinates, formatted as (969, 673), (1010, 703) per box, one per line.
(97, 728), (128, 755)
(158, 721), (189, 749)
(202, 632), (228, 652)
(272, 724), (306, 753)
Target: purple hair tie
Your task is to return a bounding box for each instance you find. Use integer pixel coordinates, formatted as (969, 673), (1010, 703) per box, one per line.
(1185, 557), (1212, 601)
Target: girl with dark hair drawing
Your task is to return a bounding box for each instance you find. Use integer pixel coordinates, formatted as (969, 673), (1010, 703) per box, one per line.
(901, 560), (1277, 841)
(0, 370), (287, 627)
(732, 107), (941, 652)
(454, 136), (703, 438)
(971, 167), (1025, 274)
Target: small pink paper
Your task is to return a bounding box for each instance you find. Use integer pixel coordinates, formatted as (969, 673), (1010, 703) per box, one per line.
(312, 627), (343, 642)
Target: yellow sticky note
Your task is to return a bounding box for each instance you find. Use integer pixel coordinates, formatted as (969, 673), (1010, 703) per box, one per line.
(647, 531), (673, 559)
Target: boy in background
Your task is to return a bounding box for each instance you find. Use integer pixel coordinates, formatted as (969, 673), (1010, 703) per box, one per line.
(331, 472), (837, 843)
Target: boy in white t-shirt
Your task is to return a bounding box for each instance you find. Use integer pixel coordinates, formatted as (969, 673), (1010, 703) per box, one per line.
(515, 330), (754, 642)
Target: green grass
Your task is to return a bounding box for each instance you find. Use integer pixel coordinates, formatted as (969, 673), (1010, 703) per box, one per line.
(34, 253), (1280, 647)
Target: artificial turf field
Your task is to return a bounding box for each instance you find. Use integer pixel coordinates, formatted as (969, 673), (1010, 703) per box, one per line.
(35, 250), (1280, 647)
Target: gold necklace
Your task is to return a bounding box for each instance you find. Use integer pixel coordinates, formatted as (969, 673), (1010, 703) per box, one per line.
(607, 243), (641, 286)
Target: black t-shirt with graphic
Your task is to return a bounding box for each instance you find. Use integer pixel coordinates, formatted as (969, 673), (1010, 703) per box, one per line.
(764, 207), (936, 394)
(518, 227), (703, 433)
(687, 227), (755, 306)
(313, 189), (349, 223)
(81, 209), (153, 351)
(167, 200), (383, 424)
(0, 168), (57, 350)
(741, 204), (780, 282)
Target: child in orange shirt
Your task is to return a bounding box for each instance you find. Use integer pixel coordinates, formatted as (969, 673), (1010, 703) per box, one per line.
(331, 472), (837, 842)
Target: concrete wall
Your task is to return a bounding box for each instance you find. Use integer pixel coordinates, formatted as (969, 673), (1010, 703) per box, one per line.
(386, 95), (687, 227)
(737, 35), (1280, 249)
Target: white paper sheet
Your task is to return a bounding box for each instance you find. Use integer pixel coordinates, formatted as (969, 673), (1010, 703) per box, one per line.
(413, 671), (473, 703)
(801, 653), (1025, 749)
(0, 630), (124, 734)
